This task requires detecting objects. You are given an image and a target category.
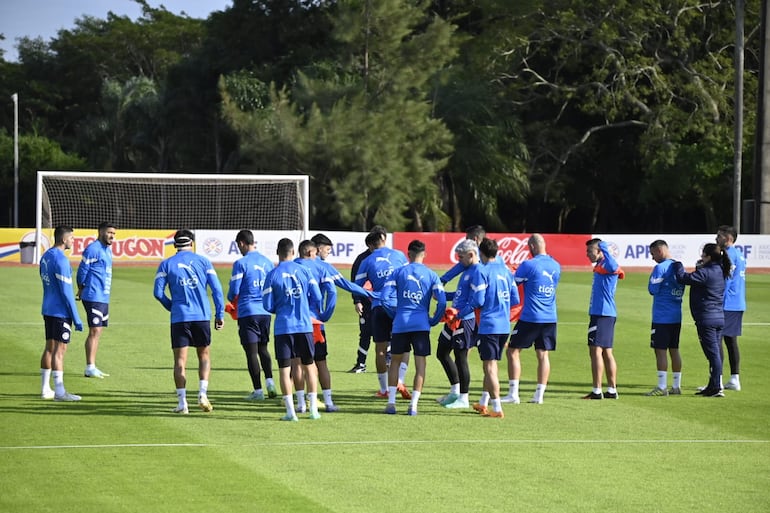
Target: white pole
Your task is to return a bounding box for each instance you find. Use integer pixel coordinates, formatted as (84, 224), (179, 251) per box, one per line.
(11, 93), (19, 228)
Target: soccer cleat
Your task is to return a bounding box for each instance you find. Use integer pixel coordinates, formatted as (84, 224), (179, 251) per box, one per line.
(482, 410), (505, 418)
(54, 392), (81, 402)
(444, 398), (470, 409)
(374, 390), (389, 399)
(439, 393), (459, 406)
(198, 396), (213, 412)
(41, 390), (55, 400)
(528, 397), (543, 404)
(583, 392), (603, 400)
(645, 387), (668, 397)
(407, 408), (417, 416)
(245, 390), (265, 401)
(308, 411), (322, 420)
(173, 405), (189, 414)
(724, 381), (741, 391)
(668, 387), (682, 395)
(697, 387), (724, 397)
(325, 403), (340, 412)
(347, 363), (367, 373)
(472, 403), (488, 415)
(604, 391), (618, 400)
(296, 405), (307, 414)
(280, 413), (298, 422)
(384, 404), (397, 415)
(397, 383), (412, 400)
(84, 368), (109, 379)
(266, 383), (278, 398)
(500, 394), (521, 404)
(696, 385), (708, 392)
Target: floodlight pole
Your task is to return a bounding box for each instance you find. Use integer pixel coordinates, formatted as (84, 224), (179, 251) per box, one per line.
(733, 0), (744, 231)
(11, 93), (19, 228)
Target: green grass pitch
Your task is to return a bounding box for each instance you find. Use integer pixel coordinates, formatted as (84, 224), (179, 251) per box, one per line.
(0, 265), (768, 512)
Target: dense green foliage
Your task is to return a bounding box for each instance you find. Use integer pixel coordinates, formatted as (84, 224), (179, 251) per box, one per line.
(0, 0), (762, 231)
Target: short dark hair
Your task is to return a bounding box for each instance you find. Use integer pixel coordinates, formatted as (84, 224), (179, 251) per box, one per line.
(311, 233), (333, 247)
(407, 239), (425, 257)
(53, 225), (74, 245)
(298, 239), (316, 258)
(365, 231), (382, 247)
(718, 225), (738, 242)
(649, 239), (667, 250)
(465, 225), (486, 241)
(173, 229), (195, 248)
(98, 222), (116, 232)
(478, 237), (498, 259)
(586, 238), (602, 247)
(277, 238), (294, 258)
(235, 229), (254, 246)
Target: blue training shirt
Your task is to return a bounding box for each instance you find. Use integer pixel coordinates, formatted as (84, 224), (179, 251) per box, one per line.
(354, 247), (408, 308)
(460, 259), (519, 335)
(76, 240), (113, 303)
(295, 257), (337, 322)
(262, 260), (323, 336)
(514, 254), (561, 323)
(648, 258), (684, 324)
(153, 250), (225, 323)
(388, 262), (446, 333)
(40, 247), (83, 329)
(228, 250), (274, 317)
(723, 245), (746, 312)
(451, 263), (481, 321)
(589, 241), (620, 317)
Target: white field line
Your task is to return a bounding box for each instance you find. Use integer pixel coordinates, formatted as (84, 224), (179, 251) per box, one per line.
(1, 439), (767, 451)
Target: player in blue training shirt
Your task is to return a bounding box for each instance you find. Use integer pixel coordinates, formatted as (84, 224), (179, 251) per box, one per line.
(716, 225), (746, 391)
(227, 229), (277, 401)
(295, 239), (339, 412)
(154, 230), (225, 414)
(439, 225), (488, 284)
(583, 238), (624, 400)
(435, 239), (480, 410)
(40, 225), (84, 401)
(76, 222), (115, 379)
(506, 234), (561, 405)
(646, 239), (685, 396)
(458, 238), (519, 418)
(354, 232), (412, 399)
(382, 240), (445, 416)
(262, 238), (324, 421)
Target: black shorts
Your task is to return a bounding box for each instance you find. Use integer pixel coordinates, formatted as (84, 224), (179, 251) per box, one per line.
(723, 311), (743, 337)
(170, 321), (211, 349)
(391, 331), (431, 357)
(509, 321), (557, 351)
(477, 333), (508, 361)
(274, 333), (315, 366)
(371, 306), (393, 343)
(238, 314), (271, 345)
(588, 316), (616, 348)
(44, 316), (73, 343)
(650, 323), (681, 350)
(82, 301), (109, 328)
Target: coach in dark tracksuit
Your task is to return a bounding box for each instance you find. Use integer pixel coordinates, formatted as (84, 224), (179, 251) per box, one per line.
(673, 243), (732, 397)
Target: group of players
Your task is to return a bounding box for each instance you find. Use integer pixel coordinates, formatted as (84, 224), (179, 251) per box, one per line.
(38, 222), (746, 417)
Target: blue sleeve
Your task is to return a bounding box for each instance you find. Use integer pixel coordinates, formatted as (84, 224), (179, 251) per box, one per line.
(440, 262), (465, 284)
(430, 277), (447, 326)
(227, 260), (243, 302)
(599, 241), (619, 273)
(58, 260), (82, 329)
(648, 265), (664, 295)
(207, 265), (225, 319)
(510, 275), (520, 306)
(153, 263), (172, 312)
(318, 277), (337, 322)
(457, 268), (485, 318)
(262, 273), (276, 313)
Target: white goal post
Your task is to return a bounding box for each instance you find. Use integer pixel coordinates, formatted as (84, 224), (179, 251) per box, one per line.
(35, 171), (309, 264)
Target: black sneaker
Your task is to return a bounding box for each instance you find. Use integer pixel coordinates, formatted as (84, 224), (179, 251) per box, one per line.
(604, 391), (618, 399)
(582, 392), (603, 400)
(697, 387), (725, 397)
(347, 363), (366, 374)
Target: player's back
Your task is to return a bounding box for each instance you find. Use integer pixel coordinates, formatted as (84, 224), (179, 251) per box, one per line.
(263, 261), (320, 335)
(516, 254), (560, 323)
(234, 250), (273, 316)
(355, 247), (407, 306)
(478, 260), (516, 335)
(391, 262), (442, 333)
(158, 251), (218, 323)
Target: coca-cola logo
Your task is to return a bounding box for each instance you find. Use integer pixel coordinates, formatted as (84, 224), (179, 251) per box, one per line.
(497, 237), (531, 265)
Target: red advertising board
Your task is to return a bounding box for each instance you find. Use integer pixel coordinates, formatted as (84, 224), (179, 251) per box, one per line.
(392, 232), (591, 267)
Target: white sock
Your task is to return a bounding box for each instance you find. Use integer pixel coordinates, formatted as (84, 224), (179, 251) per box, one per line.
(296, 390), (306, 409)
(657, 371), (667, 390)
(308, 392), (318, 414)
(388, 386), (398, 404)
(85, 363), (96, 372)
(450, 383), (460, 395)
(266, 378), (275, 387)
(534, 383), (546, 402)
(672, 372), (682, 388)
(53, 370), (65, 395)
(491, 398), (502, 412)
(378, 373), (388, 392)
(41, 368), (52, 392)
(458, 393), (469, 404)
(283, 395), (295, 416)
(409, 390), (421, 411)
(398, 361), (408, 383)
(509, 379), (519, 397)
(176, 388), (187, 406)
(322, 389), (333, 405)
(479, 391), (490, 406)
(730, 374), (740, 383)
(199, 380), (208, 398)
(607, 386), (617, 394)
(593, 387), (602, 395)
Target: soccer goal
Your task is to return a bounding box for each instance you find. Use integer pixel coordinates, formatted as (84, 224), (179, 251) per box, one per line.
(35, 171), (309, 263)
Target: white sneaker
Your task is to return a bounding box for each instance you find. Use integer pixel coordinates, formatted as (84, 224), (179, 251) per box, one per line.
(500, 394), (520, 404)
(173, 404), (189, 414)
(528, 396), (543, 404)
(444, 398), (470, 409)
(41, 389), (55, 400)
(54, 392), (81, 401)
(724, 380), (741, 391)
(84, 368), (109, 379)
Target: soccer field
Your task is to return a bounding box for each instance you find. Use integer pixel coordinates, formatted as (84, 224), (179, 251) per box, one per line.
(1, 265), (768, 513)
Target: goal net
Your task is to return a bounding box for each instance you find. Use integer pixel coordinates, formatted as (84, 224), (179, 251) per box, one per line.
(35, 171), (309, 262)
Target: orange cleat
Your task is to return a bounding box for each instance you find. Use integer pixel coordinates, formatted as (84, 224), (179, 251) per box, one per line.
(374, 390), (389, 399)
(482, 410), (504, 419)
(472, 403), (488, 415)
(397, 383), (412, 400)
